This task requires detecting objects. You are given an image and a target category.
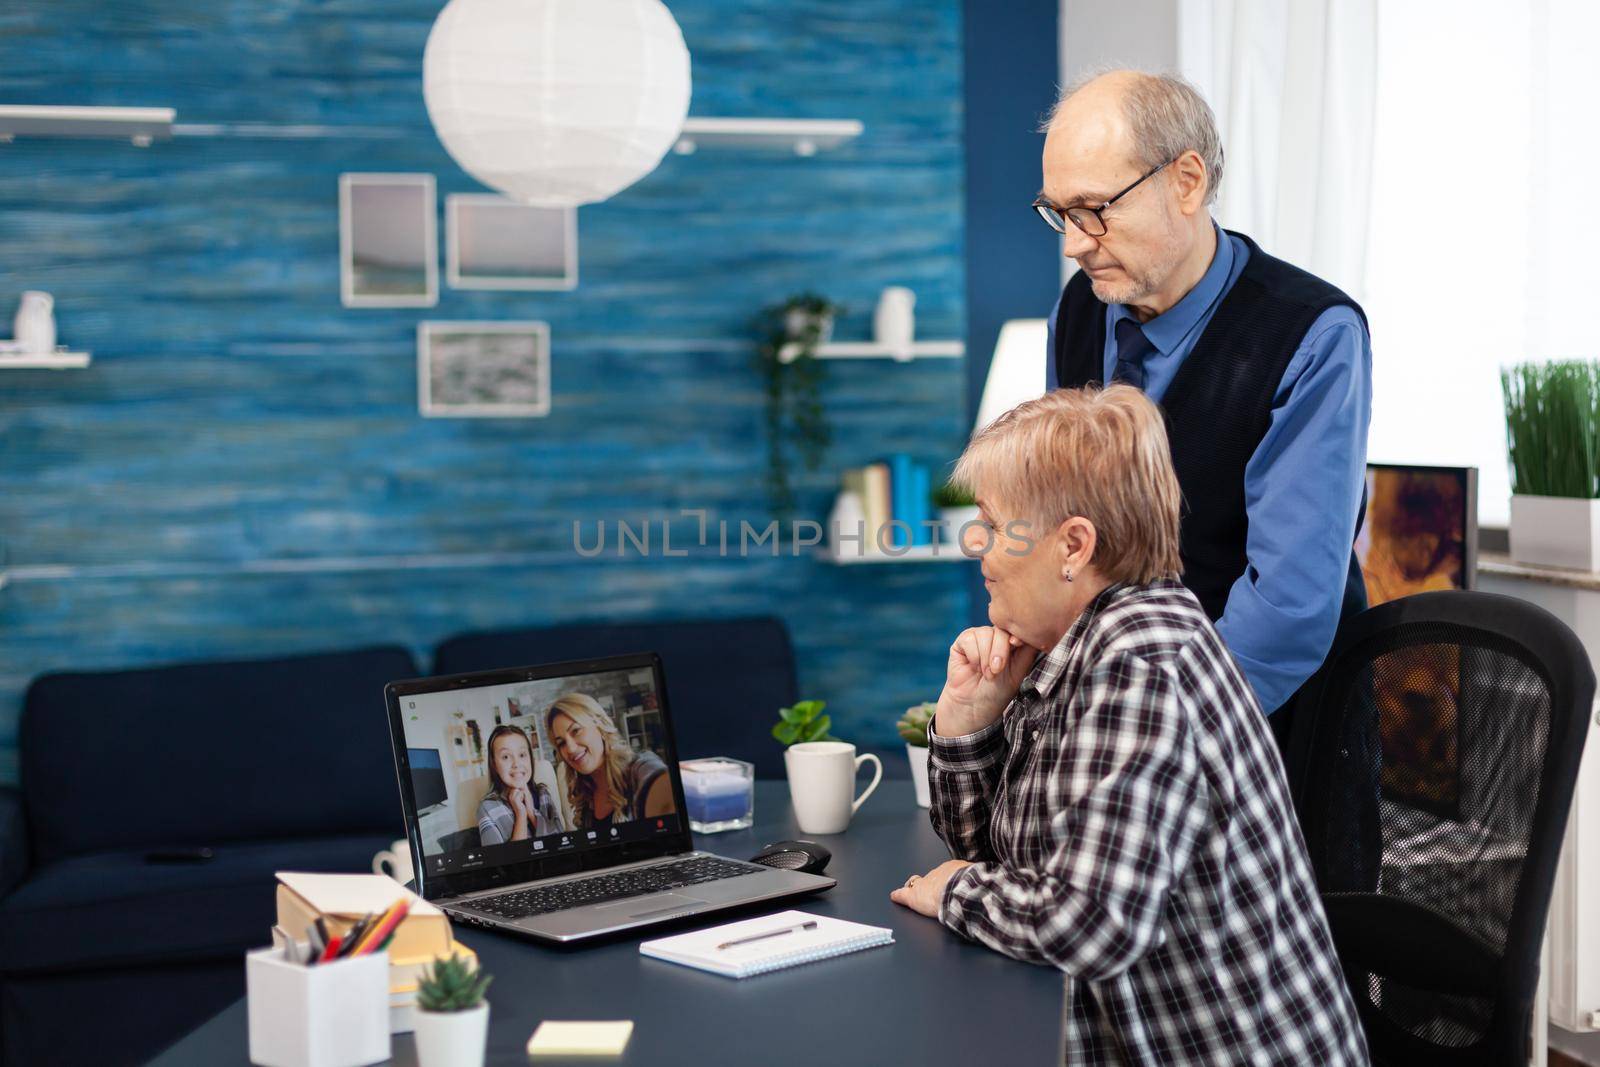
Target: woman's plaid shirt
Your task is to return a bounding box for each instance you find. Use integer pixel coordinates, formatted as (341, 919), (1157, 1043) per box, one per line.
(929, 578), (1369, 1066)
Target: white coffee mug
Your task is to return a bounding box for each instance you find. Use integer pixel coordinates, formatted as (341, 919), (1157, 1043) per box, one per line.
(784, 741), (883, 835)
(372, 838), (413, 886)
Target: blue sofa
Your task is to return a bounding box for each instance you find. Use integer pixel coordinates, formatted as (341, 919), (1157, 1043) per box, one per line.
(0, 645), (418, 1067)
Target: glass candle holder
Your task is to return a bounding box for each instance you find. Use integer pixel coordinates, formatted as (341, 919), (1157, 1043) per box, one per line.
(680, 757), (755, 833)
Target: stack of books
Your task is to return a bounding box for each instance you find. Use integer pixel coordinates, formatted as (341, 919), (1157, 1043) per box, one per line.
(273, 872), (476, 1033)
(836, 454), (934, 555)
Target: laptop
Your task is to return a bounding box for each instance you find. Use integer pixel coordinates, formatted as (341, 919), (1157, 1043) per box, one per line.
(383, 652), (835, 942)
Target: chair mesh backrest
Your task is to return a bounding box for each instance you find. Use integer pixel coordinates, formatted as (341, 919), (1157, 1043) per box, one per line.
(1316, 620), (1552, 1048)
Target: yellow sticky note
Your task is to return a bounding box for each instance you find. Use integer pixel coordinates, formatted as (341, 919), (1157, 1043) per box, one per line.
(526, 1021), (635, 1058)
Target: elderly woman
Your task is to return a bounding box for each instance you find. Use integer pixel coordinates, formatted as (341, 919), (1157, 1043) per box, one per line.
(889, 387), (1369, 1065)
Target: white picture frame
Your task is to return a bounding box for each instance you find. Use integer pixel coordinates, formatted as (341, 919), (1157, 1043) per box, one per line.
(417, 321), (551, 419)
(445, 194), (578, 291)
(339, 173), (438, 308)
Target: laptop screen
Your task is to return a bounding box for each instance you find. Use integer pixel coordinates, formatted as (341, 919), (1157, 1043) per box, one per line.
(388, 656), (686, 889)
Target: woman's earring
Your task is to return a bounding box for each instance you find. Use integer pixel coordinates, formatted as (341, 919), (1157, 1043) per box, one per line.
(1062, 567), (1074, 582)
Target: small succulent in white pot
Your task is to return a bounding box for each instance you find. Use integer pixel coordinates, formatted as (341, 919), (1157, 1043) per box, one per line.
(897, 702), (936, 807)
(413, 953), (492, 1067)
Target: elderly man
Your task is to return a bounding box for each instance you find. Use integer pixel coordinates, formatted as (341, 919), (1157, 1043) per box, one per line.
(1035, 70), (1372, 719)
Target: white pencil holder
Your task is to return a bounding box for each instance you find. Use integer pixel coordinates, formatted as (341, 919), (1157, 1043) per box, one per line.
(246, 945), (391, 1067)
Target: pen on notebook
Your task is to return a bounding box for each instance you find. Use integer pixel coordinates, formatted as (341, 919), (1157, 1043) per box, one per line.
(716, 920), (818, 951)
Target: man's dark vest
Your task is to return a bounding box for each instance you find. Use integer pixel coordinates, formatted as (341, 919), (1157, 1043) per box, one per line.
(1053, 230), (1369, 673)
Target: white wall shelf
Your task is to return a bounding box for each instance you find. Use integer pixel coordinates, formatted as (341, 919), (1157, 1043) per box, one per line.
(0, 105), (174, 146)
(778, 340), (964, 364)
(819, 545), (972, 565)
(0, 109), (861, 158)
(674, 118), (863, 156)
(0, 351), (91, 369)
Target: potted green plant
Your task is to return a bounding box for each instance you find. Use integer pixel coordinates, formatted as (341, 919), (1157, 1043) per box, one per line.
(933, 479), (980, 549)
(412, 953), (492, 1067)
(771, 699), (835, 747)
(1502, 360), (1600, 569)
(897, 702), (935, 807)
(756, 294), (839, 518)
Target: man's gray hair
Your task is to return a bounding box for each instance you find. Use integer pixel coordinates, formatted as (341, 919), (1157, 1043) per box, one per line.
(1043, 69), (1225, 207)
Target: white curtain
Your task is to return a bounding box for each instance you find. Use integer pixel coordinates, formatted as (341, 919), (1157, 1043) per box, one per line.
(1178, 0), (1378, 298)
(1344, 0), (1596, 526)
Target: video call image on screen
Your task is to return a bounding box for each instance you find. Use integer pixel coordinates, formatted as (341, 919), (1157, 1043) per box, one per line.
(400, 666), (679, 874)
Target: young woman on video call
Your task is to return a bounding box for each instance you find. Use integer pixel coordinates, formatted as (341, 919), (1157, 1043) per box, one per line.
(476, 724), (564, 845)
(544, 692), (674, 829)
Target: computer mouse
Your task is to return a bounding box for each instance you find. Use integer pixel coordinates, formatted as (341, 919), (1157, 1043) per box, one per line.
(748, 839), (832, 875)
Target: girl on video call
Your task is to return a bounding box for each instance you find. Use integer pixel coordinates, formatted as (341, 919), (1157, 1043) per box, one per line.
(476, 724), (564, 845)
(544, 693), (674, 830)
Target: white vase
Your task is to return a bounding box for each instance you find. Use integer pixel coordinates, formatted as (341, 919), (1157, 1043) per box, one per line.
(14, 291), (55, 354)
(828, 490), (867, 560)
(939, 505), (981, 548)
(413, 1003), (489, 1067)
(873, 286), (916, 354)
(1509, 495), (1600, 571)
(907, 743), (930, 807)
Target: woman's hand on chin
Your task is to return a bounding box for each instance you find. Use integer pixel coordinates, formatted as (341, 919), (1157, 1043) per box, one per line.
(934, 626), (1037, 737)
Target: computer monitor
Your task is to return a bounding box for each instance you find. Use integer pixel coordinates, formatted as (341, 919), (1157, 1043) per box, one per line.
(1354, 463), (1479, 820)
(407, 747), (448, 812)
(1356, 463), (1477, 607)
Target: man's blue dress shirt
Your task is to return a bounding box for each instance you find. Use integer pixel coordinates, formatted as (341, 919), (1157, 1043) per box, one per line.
(1045, 226), (1372, 714)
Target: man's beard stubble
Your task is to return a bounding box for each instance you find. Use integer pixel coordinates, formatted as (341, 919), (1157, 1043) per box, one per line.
(1086, 209), (1188, 307)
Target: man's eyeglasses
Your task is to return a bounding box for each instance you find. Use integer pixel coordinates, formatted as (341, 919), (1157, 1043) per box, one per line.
(1032, 158), (1175, 238)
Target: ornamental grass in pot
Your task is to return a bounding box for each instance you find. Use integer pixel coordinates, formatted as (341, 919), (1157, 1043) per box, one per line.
(1502, 361), (1600, 570)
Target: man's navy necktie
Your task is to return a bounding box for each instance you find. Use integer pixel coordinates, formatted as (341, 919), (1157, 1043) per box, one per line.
(1112, 317), (1155, 390)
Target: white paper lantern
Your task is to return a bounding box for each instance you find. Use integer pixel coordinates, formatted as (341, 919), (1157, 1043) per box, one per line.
(423, 0), (692, 208)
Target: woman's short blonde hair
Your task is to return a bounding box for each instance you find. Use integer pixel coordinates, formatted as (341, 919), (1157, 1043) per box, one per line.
(952, 384), (1183, 584)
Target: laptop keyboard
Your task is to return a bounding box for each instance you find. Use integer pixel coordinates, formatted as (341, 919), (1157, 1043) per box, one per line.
(468, 856), (762, 920)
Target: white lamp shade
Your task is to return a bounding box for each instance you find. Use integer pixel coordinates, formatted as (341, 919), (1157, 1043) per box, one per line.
(975, 319), (1048, 436)
(423, 0), (692, 208)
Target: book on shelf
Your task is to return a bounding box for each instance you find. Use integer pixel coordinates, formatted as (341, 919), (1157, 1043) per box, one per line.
(862, 462), (891, 551)
(835, 457), (946, 557)
(911, 463), (933, 546)
(887, 454), (909, 549)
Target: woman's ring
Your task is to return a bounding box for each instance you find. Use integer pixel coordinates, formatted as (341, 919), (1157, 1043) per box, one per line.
(904, 875), (920, 888)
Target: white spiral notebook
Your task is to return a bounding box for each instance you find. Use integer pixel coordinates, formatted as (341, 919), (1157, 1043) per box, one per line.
(639, 910), (893, 978)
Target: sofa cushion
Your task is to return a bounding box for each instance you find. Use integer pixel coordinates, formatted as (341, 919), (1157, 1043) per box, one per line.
(0, 833), (394, 975)
(433, 617), (799, 777)
(21, 646), (419, 864)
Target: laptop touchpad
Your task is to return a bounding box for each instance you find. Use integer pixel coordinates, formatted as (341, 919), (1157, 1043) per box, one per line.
(617, 893), (703, 917)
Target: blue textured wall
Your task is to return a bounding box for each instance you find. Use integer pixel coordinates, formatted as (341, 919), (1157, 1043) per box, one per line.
(962, 0), (1059, 625)
(0, 0), (969, 783)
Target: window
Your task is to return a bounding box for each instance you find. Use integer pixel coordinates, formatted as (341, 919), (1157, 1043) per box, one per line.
(1363, 0), (1597, 526)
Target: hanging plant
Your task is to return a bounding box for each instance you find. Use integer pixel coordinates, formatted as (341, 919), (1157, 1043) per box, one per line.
(755, 293), (839, 517)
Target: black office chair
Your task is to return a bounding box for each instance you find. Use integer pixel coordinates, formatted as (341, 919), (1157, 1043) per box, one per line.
(1290, 590), (1594, 1066)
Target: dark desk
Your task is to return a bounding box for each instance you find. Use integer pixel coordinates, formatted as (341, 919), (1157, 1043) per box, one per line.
(153, 781), (1065, 1066)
